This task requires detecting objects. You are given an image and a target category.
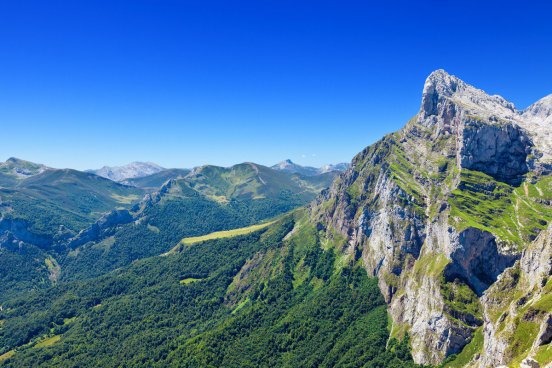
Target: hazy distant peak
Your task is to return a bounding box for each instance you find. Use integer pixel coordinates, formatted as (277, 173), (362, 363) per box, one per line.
(523, 94), (552, 125)
(319, 162), (350, 173)
(272, 159), (349, 176)
(88, 162), (165, 182)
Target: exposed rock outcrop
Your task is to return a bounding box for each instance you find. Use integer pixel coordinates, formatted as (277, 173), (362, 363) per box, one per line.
(67, 209), (133, 248)
(0, 217), (52, 249)
(445, 228), (518, 296)
(67, 179), (175, 248)
(459, 119), (532, 184)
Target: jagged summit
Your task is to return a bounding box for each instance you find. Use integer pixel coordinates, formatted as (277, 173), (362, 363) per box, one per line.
(272, 159), (297, 170)
(272, 160), (320, 176)
(421, 69), (517, 122)
(523, 93), (552, 124)
(418, 69), (552, 161)
(310, 70), (552, 365)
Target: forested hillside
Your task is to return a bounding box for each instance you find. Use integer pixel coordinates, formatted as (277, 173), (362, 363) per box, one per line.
(0, 212), (417, 367)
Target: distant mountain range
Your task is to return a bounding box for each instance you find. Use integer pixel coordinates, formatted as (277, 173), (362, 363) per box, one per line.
(86, 159), (349, 185)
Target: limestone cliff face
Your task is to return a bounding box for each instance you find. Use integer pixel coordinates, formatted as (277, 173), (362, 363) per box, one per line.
(310, 70), (552, 365)
(67, 209), (134, 249)
(476, 225), (552, 367)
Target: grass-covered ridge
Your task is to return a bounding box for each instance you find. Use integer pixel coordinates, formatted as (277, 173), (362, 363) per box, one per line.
(175, 221), (275, 247)
(449, 170), (552, 249)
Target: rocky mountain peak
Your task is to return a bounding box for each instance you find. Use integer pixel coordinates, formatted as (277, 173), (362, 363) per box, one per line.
(312, 70), (552, 365)
(517, 94), (552, 161)
(273, 159), (296, 170)
(523, 94), (552, 124)
(420, 69), (517, 124)
(319, 162), (350, 173)
(6, 157), (23, 164)
(272, 159), (349, 176)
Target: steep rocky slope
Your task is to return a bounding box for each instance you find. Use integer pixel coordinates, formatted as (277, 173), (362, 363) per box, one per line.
(479, 225), (552, 367)
(310, 69), (552, 366)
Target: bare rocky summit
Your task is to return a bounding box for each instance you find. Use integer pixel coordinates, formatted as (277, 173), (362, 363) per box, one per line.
(87, 161), (165, 181)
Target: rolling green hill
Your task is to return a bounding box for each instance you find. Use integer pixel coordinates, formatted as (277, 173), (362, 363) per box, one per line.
(0, 159), (337, 299)
(0, 158), (48, 186)
(185, 162), (336, 202)
(0, 159), (346, 365)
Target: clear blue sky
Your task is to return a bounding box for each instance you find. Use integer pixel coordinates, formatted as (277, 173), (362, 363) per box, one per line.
(1, 1), (551, 170)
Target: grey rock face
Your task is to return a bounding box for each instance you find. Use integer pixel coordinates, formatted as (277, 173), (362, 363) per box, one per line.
(521, 94), (552, 161)
(272, 159), (350, 176)
(445, 228), (518, 296)
(460, 119), (532, 184)
(87, 162), (165, 182)
(67, 179), (174, 249)
(68, 209), (133, 248)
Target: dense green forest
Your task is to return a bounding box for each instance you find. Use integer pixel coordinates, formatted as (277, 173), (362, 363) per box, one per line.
(0, 213), (419, 367)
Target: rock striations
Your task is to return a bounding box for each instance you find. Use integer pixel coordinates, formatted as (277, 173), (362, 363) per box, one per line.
(310, 69), (552, 366)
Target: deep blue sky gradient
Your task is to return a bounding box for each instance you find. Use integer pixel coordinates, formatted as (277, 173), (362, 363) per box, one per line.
(1, 0), (551, 169)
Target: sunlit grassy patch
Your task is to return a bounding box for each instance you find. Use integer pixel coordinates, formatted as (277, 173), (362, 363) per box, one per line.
(0, 350), (15, 361)
(175, 221), (274, 248)
(35, 335), (61, 348)
(180, 278), (202, 285)
(111, 193), (141, 204)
